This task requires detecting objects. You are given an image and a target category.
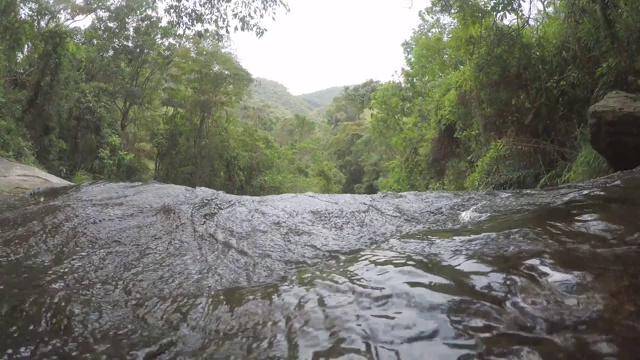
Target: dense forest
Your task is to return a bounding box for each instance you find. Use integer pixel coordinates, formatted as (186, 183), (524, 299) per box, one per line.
(2, 0), (639, 195)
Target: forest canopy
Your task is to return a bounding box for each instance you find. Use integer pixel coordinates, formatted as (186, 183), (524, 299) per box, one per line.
(2, 0), (638, 195)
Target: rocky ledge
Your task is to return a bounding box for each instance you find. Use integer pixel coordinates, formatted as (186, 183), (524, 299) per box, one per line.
(589, 91), (640, 171)
(0, 158), (72, 197)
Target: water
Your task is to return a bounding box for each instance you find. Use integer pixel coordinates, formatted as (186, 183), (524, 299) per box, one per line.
(1, 170), (639, 359)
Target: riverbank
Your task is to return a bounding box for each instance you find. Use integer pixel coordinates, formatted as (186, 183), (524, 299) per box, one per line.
(0, 158), (72, 198)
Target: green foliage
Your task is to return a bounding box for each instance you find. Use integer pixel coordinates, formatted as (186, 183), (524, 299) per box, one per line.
(562, 143), (610, 184)
(71, 169), (93, 184)
(0, 119), (35, 165)
(465, 140), (542, 190)
(538, 129), (611, 187)
(272, 114), (317, 146)
(364, 0), (639, 192)
(1, 0), (630, 196)
(161, 0), (287, 37)
(326, 80), (381, 128)
(311, 161), (345, 194)
(245, 78), (312, 117)
(237, 79), (345, 137)
(0, 0), (327, 196)
(443, 159), (471, 190)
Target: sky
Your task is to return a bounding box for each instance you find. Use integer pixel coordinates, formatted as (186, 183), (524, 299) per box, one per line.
(229, 0), (430, 95)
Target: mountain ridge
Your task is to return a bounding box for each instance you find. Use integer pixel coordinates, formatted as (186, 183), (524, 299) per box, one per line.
(297, 86), (346, 111)
(245, 77), (348, 118)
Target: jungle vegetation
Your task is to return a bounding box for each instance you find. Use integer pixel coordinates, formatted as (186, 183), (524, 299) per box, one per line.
(2, 0), (638, 195)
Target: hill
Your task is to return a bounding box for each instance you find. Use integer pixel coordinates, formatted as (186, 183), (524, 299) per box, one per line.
(297, 86), (346, 110)
(247, 78), (312, 117)
(241, 78), (347, 122)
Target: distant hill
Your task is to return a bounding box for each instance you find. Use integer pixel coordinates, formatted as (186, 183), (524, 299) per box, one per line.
(247, 78), (311, 117)
(240, 78), (347, 123)
(298, 86), (346, 110)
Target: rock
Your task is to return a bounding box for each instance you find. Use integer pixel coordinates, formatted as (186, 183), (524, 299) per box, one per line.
(0, 158), (72, 197)
(588, 91), (640, 171)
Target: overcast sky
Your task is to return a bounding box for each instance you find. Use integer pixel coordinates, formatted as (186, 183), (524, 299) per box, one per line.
(229, 0), (430, 95)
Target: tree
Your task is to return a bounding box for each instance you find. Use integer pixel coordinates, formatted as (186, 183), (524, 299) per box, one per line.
(153, 36), (253, 188)
(84, 0), (170, 137)
(326, 79), (381, 128)
(3, 0), (634, 195)
(0, 0), (290, 186)
(366, 0), (636, 191)
(161, 0), (288, 37)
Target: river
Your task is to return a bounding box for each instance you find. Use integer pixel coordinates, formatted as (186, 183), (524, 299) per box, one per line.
(1, 169), (639, 359)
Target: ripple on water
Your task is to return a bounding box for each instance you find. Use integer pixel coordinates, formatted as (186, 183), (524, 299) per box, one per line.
(2, 171), (640, 358)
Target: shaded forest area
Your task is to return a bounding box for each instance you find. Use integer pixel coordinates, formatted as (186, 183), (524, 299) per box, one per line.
(2, 0), (639, 195)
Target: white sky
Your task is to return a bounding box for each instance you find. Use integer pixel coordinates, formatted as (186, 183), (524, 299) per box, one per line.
(229, 0), (430, 95)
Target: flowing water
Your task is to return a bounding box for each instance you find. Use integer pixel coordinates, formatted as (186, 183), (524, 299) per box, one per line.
(1, 170), (640, 359)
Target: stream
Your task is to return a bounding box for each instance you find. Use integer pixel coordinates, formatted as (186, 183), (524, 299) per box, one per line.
(1, 170), (640, 359)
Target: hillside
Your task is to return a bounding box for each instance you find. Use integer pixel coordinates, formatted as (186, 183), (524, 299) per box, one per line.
(246, 78), (312, 117)
(242, 78), (347, 122)
(298, 86), (346, 110)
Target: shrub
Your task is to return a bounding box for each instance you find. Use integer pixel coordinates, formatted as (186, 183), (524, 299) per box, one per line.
(0, 119), (36, 165)
(465, 139), (544, 190)
(71, 169), (93, 184)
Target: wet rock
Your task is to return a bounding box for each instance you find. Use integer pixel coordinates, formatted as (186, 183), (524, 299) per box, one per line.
(0, 157), (71, 197)
(588, 91), (640, 171)
(1, 170), (640, 358)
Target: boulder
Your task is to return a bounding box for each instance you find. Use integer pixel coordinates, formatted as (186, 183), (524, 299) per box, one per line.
(0, 158), (72, 196)
(588, 91), (640, 171)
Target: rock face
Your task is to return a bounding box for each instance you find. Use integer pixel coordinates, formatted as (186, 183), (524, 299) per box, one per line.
(0, 158), (72, 196)
(589, 91), (640, 171)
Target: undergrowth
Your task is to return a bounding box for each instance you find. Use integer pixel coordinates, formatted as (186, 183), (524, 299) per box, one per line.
(538, 129), (611, 188)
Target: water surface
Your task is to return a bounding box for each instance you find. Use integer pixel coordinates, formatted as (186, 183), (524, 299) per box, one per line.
(1, 171), (639, 359)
